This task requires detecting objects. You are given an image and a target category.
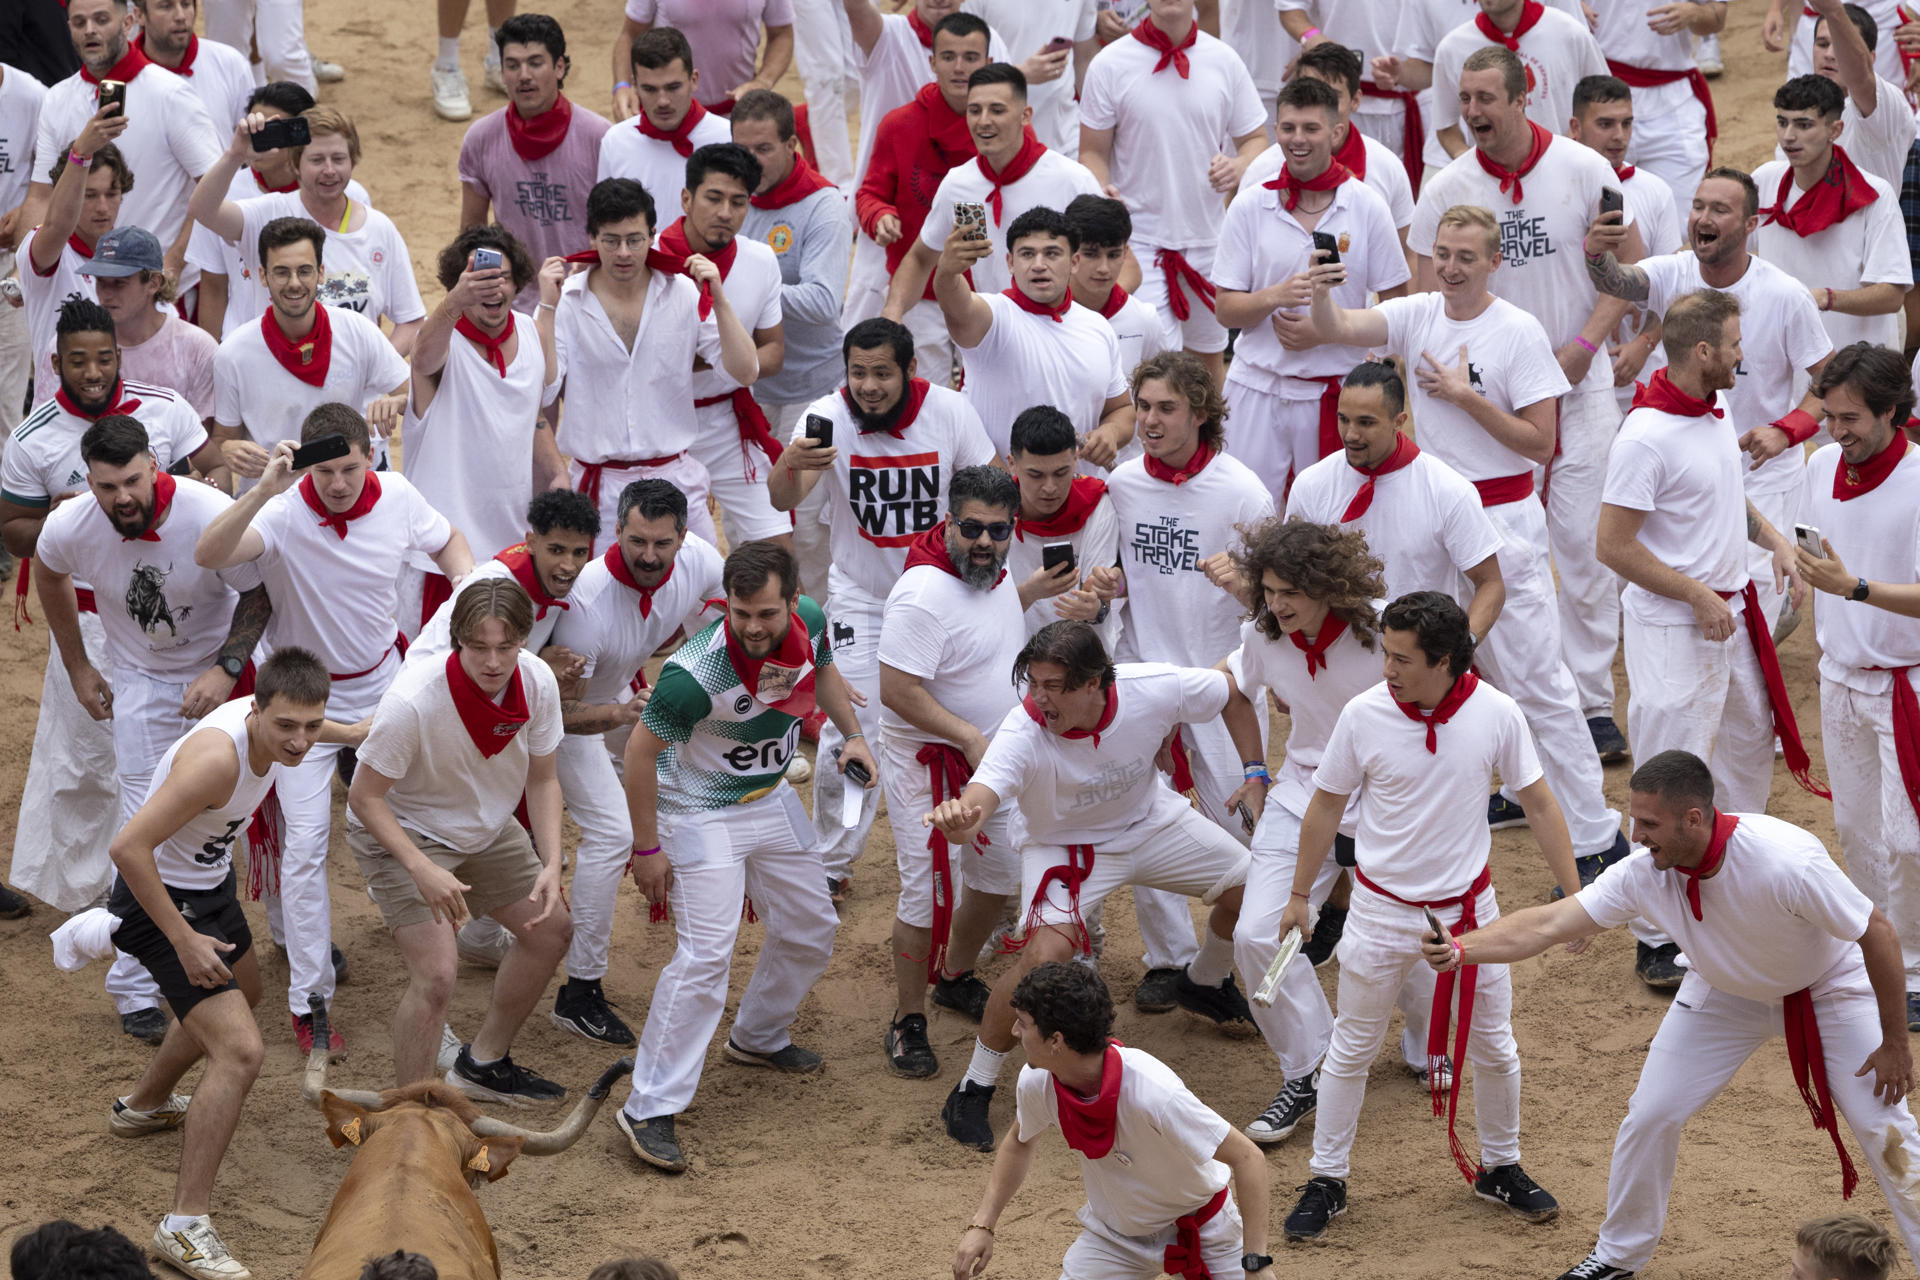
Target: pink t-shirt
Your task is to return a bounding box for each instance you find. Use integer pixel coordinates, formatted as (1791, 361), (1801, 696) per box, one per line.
(458, 102), (613, 312)
(119, 313), (219, 421)
(622, 0), (795, 106)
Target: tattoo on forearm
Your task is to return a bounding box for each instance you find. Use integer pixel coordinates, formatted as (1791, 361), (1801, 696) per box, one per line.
(1585, 252), (1650, 302)
(561, 701), (627, 735)
(1746, 504), (1763, 544)
(218, 586), (272, 667)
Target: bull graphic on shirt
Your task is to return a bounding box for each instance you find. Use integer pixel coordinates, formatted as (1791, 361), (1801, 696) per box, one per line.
(125, 562), (182, 638)
(1467, 363), (1485, 390)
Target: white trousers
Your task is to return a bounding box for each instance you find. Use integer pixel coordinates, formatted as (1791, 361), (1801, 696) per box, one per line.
(879, 732), (1022, 929)
(1233, 806), (1342, 1080)
(567, 454), (717, 557)
(11, 615), (120, 913)
(1059, 1197), (1244, 1280)
(1745, 483), (1805, 636)
(1220, 373), (1322, 499)
(1131, 240), (1228, 355)
(1310, 881), (1518, 1181)
(203, 0), (315, 92)
(1352, 110), (1407, 168)
(623, 785), (837, 1118)
(1593, 983), (1920, 1273)
(689, 399), (796, 544)
(557, 729), (635, 982)
(0, 252), (28, 437)
(813, 583), (884, 879)
(1022, 808), (1250, 940)
(1622, 79), (1710, 230)
(1622, 610), (1774, 816)
(1824, 672), (1920, 983)
(765, 400), (834, 604)
(788, 0), (856, 188)
(1543, 386), (1624, 719)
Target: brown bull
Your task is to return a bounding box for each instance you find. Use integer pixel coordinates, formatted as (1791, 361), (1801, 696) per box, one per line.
(297, 1001), (630, 1280)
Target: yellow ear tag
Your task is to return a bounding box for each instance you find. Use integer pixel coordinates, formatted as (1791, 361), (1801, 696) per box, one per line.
(466, 1144), (491, 1173)
(340, 1117), (363, 1145)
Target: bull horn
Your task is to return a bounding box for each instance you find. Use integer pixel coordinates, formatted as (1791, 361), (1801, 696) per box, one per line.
(299, 994), (385, 1109)
(470, 1056), (634, 1156)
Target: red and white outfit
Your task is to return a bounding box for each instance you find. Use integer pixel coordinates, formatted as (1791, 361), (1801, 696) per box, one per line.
(1008, 475), (1125, 652)
(211, 303), (410, 471)
(964, 0), (1097, 153)
(1782, 0), (1909, 89)
(918, 133), (1104, 299)
(1804, 438), (1920, 986)
(0, 63), (47, 435)
(16, 223), (95, 407)
(547, 536), (724, 984)
(1215, 165), (1409, 492)
(406, 552), (568, 666)
(1427, 3), (1607, 175)
(547, 264), (723, 550)
(1751, 150), (1911, 354)
(1604, 161), (1682, 420)
(786, 380), (996, 879)
(248, 471), (453, 1016)
(961, 290), (1128, 460)
(225, 194), (426, 335)
(1279, 0), (1419, 176)
(1574, 814), (1920, 1272)
(1308, 675), (1540, 1182)
(137, 32), (253, 150)
(1079, 23), (1267, 354)
(594, 98), (732, 209)
(1238, 128), (1416, 234)
(1413, 132), (1636, 726)
(1589, 0), (1720, 228)
(184, 169), (371, 338)
(1773, 75), (1916, 192)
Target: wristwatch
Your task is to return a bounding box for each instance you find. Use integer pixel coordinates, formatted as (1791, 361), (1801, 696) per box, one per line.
(218, 655), (246, 679)
(1851, 577), (1871, 602)
(1242, 1254), (1275, 1273)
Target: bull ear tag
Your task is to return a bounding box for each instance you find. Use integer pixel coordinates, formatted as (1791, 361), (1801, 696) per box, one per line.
(465, 1144), (491, 1173)
(340, 1116), (363, 1146)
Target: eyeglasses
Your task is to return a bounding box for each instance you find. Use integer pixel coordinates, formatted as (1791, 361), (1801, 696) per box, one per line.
(595, 234), (651, 252)
(956, 519), (1014, 542)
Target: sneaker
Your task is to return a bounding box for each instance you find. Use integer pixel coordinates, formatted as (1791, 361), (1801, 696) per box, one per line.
(331, 942), (348, 985)
(784, 753), (813, 784)
(1474, 1162), (1559, 1222)
(110, 1092), (190, 1136)
(152, 1218), (250, 1280)
(482, 53), (506, 95)
(1303, 904), (1347, 968)
(445, 1045), (566, 1105)
(1488, 793), (1528, 830)
(1635, 941), (1684, 989)
(0, 546), (15, 586)
(1587, 715), (1630, 764)
(1552, 831), (1630, 902)
(827, 875), (851, 904)
(885, 1013), (938, 1078)
(942, 1079), (996, 1150)
(430, 63), (472, 121)
(1907, 992), (1920, 1032)
(1282, 1176), (1347, 1242)
(310, 51), (345, 82)
(436, 1023), (463, 1074)
(724, 1038), (823, 1073)
(931, 970), (991, 1021)
(615, 1108), (687, 1173)
(550, 978), (637, 1046)
(1695, 33), (1723, 76)
(1245, 1073), (1317, 1145)
(456, 919), (512, 968)
(1172, 969), (1254, 1026)
(0, 882), (29, 918)
(1413, 1056), (1455, 1089)
(292, 1011), (345, 1056)
(1556, 1253), (1636, 1280)
(1134, 966), (1184, 1012)
(122, 1006), (169, 1045)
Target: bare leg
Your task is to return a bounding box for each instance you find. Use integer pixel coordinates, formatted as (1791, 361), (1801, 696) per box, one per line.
(943, 888), (1010, 979)
(893, 919), (934, 1020)
(1192, 348), (1226, 390)
(979, 925), (1079, 1053)
(129, 953), (261, 1111)
(170, 955), (264, 1216)
(437, 0), (469, 40)
(1206, 883), (1244, 940)
(392, 920), (459, 1085)
(471, 895), (573, 1062)
(1327, 870), (1352, 911)
(485, 0), (516, 26)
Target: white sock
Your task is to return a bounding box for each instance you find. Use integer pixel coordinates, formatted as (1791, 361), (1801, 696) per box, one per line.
(484, 27), (501, 64)
(468, 1050), (502, 1068)
(161, 1214), (206, 1233)
(436, 37), (461, 70)
(1186, 927), (1235, 987)
(963, 1039), (1006, 1089)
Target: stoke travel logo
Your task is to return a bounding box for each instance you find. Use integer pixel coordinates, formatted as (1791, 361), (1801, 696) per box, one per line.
(848, 452), (941, 547)
(1131, 516), (1200, 575)
(1497, 210), (1555, 266)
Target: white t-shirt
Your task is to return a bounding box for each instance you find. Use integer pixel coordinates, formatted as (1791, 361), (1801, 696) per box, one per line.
(1219, 0), (1298, 96)
(1078, 29), (1267, 249)
(1374, 292), (1569, 481)
(851, 15), (1011, 184)
(0, 64), (48, 221)
(1622, 166), (1682, 258)
(690, 235), (783, 400)
(1589, 0), (1698, 69)
(972, 662), (1230, 845)
(1238, 134), (1417, 232)
(1750, 158), (1910, 353)
(160, 37), (254, 136)
(1286, 447), (1504, 602)
(228, 193), (426, 331)
(919, 148), (1105, 297)
(963, 293), (1128, 457)
(1013, 1047), (1233, 1236)
(549, 266), (721, 463)
(1315, 677), (1542, 902)
(409, 557), (566, 666)
(1277, 0), (1408, 119)
(143, 696), (285, 890)
(1771, 80), (1917, 192)
(1007, 486), (1125, 648)
(1228, 614), (1381, 828)
(16, 224), (95, 405)
(549, 537), (727, 706)
(120, 313), (219, 420)
(34, 476), (262, 680)
(1097, 289), (1174, 385)
(1803, 442), (1920, 694)
(212, 305), (411, 449)
(962, 0), (1099, 153)
(355, 648), (564, 851)
(1602, 395), (1750, 626)
(1637, 252), (1832, 497)
(1412, 136), (1635, 390)
(1428, 10), (1608, 172)
(1394, 0), (1585, 167)
(184, 169), (372, 337)
(1215, 173), (1409, 387)
(1578, 814), (1874, 1003)
(878, 559), (1027, 745)
(595, 110), (734, 208)
(1, 380), (207, 510)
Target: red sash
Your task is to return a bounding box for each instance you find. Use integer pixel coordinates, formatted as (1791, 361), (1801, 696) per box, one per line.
(1786, 988), (1861, 1198)
(1011, 842), (1099, 955)
(1718, 583), (1829, 798)
(978, 126), (1047, 225)
(505, 93), (573, 162)
(1300, 374), (1347, 461)
(637, 98), (709, 158)
(1153, 248), (1216, 320)
(445, 651), (531, 759)
(917, 740), (976, 982)
(694, 388), (785, 474)
(1471, 472), (1534, 507)
(1358, 83), (1423, 189)
(1341, 434), (1419, 521)
(1607, 60), (1718, 162)
(575, 454), (686, 509)
(1163, 1186), (1231, 1280)
(1869, 667), (1920, 827)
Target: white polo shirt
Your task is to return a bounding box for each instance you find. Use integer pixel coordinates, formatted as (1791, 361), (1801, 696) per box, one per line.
(17, 224), (94, 406)
(549, 266), (720, 463)
(228, 194), (426, 332)
(409, 557), (567, 666)
(919, 148), (1105, 298)
(1750, 158), (1910, 353)
(1, 380), (207, 510)
(1228, 613), (1382, 829)
(549, 536), (726, 705)
(595, 110), (733, 208)
(212, 305), (410, 450)
(878, 557), (1027, 746)
(144, 696), (285, 890)
(689, 235), (783, 401)
(962, 293), (1128, 457)
(1803, 441), (1920, 695)
(1238, 135), (1416, 231)
(1428, 10), (1608, 173)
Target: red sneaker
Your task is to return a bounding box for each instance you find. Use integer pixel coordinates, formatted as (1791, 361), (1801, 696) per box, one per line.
(292, 1011), (345, 1055)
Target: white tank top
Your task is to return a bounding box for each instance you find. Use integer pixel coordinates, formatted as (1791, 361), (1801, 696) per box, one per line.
(146, 697), (283, 890)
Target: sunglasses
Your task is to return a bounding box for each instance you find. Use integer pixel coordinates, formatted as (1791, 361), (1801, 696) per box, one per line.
(955, 519), (1014, 542)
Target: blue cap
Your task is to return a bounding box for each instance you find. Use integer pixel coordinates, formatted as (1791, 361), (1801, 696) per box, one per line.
(77, 226), (165, 278)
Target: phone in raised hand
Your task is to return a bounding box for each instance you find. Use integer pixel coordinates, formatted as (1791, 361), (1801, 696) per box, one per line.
(471, 247), (504, 273)
(1794, 522), (1826, 559)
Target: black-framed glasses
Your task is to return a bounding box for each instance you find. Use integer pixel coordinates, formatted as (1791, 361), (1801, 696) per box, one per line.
(956, 519), (1014, 542)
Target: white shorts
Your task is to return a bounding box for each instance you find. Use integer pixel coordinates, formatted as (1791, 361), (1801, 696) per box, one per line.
(880, 732), (1023, 928)
(1020, 806), (1249, 947)
(1059, 1196), (1242, 1280)
(568, 452), (717, 555)
(689, 398), (794, 543)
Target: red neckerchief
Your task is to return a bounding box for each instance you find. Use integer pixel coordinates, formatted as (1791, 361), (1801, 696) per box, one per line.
(1631, 368), (1723, 418)
(752, 152), (835, 209)
(1762, 145), (1878, 237)
(1289, 613), (1349, 679)
(443, 650), (531, 759)
(495, 543), (569, 619)
(1052, 1043), (1124, 1158)
(637, 97), (709, 158)
(505, 92), (573, 162)
(1332, 124), (1368, 181)
(1475, 121), (1552, 205)
(455, 314), (513, 377)
(1132, 18), (1197, 78)
(1835, 432), (1910, 500)
(1016, 475), (1107, 540)
(603, 543), (674, 618)
(907, 5), (935, 48)
(978, 127), (1047, 226)
(1341, 434), (1420, 522)
(1264, 159), (1351, 212)
(1094, 284), (1129, 320)
(912, 79), (977, 163)
(1022, 683), (1119, 746)
(654, 218), (735, 319)
(79, 42), (151, 90)
(261, 304), (333, 387)
(55, 379), (141, 421)
(1672, 809), (1737, 921)
(68, 232), (95, 259)
(722, 611), (818, 715)
(1396, 671), (1479, 753)
(1475, 0), (1545, 50)
(1002, 284), (1070, 323)
(841, 376), (932, 438)
(123, 471), (177, 542)
(902, 519), (1007, 587)
(1142, 442), (1215, 486)
(134, 31), (197, 76)
(1614, 161), (1636, 182)
(298, 471), (380, 539)
(250, 167), (297, 194)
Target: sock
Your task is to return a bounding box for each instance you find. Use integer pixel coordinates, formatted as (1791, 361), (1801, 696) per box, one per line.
(1186, 926), (1235, 987)
(963, 1039), (1006, 1089)
(161, 1214), (206, 1233)
(484, 27), (501, 64)
(436, 37), (461, 70)
(468, 1050), (502, 1068)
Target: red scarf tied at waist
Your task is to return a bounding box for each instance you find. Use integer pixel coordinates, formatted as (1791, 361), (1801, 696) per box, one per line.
(1725, 581), (1830, 798)
(637, 98), (709, 158)
(979, 126), (1047, 225)
(446, 651), (532, 759)
(574, 453), (687, 510)
(1163, 1186), (1232, 1280)
(1263, 160), (1351, 212)
(1290, 613), (1349, 678)
(1341, 434), (1420, 521)
(505, 93), (573, 162)
(1153, 248), (1216, 322)
(1869, 664), (1920, 827)
(1760, 146), (1878, 237)
(915, 740), (977, 982)
(694, 388), (785, 474)
(1358, 82), (1423, 188)
(299, 471), (379, 539)
(1475, 121), (1552, 206)
(1396, 671), (1479, 754)
(1607, 59), (1717, 164)
(1016, 474), (1107, 540)
(1132, 18), (1198, 77)
(1475, 0), (1545, 49)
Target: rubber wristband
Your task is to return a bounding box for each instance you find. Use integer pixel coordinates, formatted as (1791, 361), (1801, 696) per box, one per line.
(1823, 287), (1835, 312)
(1574, 335), (1599, 354)
(630, 845), (661, 858)
(614, 80), (633, 90)
(69, 150), (91, 167)
(1302, 26), (1322, 39)
(843, 731), (865, 740)
(1450, 938), (1465, 968)
(537, 301), (557, 312)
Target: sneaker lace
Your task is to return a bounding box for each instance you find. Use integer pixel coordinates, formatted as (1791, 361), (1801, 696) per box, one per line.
(1292, 1179), (1340, 1214)
(1261, 1078), (1311, 1121)
(1566, 1256), (1612, 1279)
(1498, 1165), (1543, 1194)
(181, 1221), (231, 1261)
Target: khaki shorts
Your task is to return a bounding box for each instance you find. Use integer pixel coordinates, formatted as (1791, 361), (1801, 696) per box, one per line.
(348, 820), (541, 932)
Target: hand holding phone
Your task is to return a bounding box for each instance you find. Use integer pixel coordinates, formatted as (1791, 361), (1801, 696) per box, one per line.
(471, 247), (505, 273)
(1043, 35), (1074, 53)
(1794, 522), (1827, 559)
(1599, 187), (1624, 218)
(1041, 542), (1076, 576)
(1423, 906), (1447, 945)
(954, 201), (989, 242)
(288, 434), (352, 470)
(97, 80), (127, 118)
(251, 116), (311, 152)
(804, 412), (834, 450)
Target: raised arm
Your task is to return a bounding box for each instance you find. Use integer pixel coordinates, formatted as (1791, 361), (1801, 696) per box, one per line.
(188, 117), (274, 246)
(931, 223), (996, 349)
(194, 444), (294, 569)
(843, 0), (884, 57)
(32, 106), (125, 274)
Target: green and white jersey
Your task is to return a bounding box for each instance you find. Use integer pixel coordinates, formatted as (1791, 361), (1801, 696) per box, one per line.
(644, 596), (834, 813)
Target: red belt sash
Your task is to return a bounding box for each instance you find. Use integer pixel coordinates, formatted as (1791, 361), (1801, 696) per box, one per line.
(1867, 664), (1920, 824)
(1357, 83), (1424, 190)
(1471, 472), (1534, 507)
(1163, 1184), (1231, 1280)
(1714, 584), (1830, 798)
(1784, 986), (1861, 1198)
(11, 561), (96, 628)
(330, 635), (402, 684)
(1154, 248), (1217, 322)
(576, 453), (687, 509)
(1606, 60), (1717, 161)
(1299, 375), (1347, 460)
(917, 741), (976, 981)
(1012, 843), (1098, 955)
(694, 388), (785, 478)
(1164, 725), (1199, 794)
(1355, 861), (1493, 1182)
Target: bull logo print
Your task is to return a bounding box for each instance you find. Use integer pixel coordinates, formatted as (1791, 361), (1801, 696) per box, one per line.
(833, 620), (856, 649)
(126, 562), (181, 637)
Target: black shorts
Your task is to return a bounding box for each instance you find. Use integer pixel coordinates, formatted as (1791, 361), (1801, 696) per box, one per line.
(109, 871), (253, 1021)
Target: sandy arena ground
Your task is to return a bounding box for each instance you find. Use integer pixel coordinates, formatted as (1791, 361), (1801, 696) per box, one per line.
(0, 3), (1897, 1276)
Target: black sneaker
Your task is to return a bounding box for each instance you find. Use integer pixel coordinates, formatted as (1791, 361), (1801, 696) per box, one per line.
(931, 970), (992, 1021)
(1552, 831), (1629, 901)
(1635, 941), (1684, 990)
(724, 1038), (823, 1073)
(1303, 905), (1346, 968)
(1134, 966), (1183, 1013)
(445, 1045), (566, 1106)
(1172, 969), (1254, 1026)
(1245, 1073), (1317, 1144)
(942, 1079), (997, 1151)
(0, 883), (30, 919)
(331, 942), (349, 985)
(1488, 793), (1528, 830)
(1282, 1176), (1347, 1242)
(616, 1108), (687, 1173)
(827, 875), (850, 904)
(1907, 992), (1920, 1033)
(550, 978), (637, 1046)
(1474, 1163), (1558, 1222)
(1587, 716), (1630, 764)
(1556, 1253), (1635, 1280)
(121, 1007), (168, 1045)
(885, 1014), (938, 1078)
(333, 746), (358, 789)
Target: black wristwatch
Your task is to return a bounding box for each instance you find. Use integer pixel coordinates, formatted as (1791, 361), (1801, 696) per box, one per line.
(1242, 1254), (1274, 1273)
(218, 654), (246, 679)
(1851, 577), (1871, 602)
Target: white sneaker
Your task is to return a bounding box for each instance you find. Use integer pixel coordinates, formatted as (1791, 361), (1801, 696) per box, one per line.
(111, 1092), (191, 1137)
(436, 1022), (464, 1073)
(456, 917), (512, 968)
(1695, 34), (1723, 76)
(483, 54), (506, 95)
(785, 753), (813, 784)
(152, 1218), (251, 1280)
(310, 50), (345, 83)
(430, 64), (472, 121)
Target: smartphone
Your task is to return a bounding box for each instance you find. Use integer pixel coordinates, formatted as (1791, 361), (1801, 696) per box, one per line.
(1423, 906), (1446, 944)
(1310, 230), (1341, 267)
(1794, 522), (1826, 559)
(252, 116), (311, 151)
(1236, 802), (1256, 836)
(1599, 187), (1624, 218)
(1041, 542), (1076, 575)
(97, 80), (126, 117)
(471, 247), (504, 273)
(833, 747), (872, 788)
(1043, 35), (1075, 53)
(289, 434), (352, 470)
(954, 201), (988, 242)
(804, 412), (834, 450)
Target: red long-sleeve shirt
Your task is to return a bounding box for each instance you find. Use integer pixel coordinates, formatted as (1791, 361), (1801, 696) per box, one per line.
(854, 82), (976, 301)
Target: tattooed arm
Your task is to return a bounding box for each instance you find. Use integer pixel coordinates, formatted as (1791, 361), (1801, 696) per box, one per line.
(1584, 249), (1650, 302)
(180, 585), (273, 719)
